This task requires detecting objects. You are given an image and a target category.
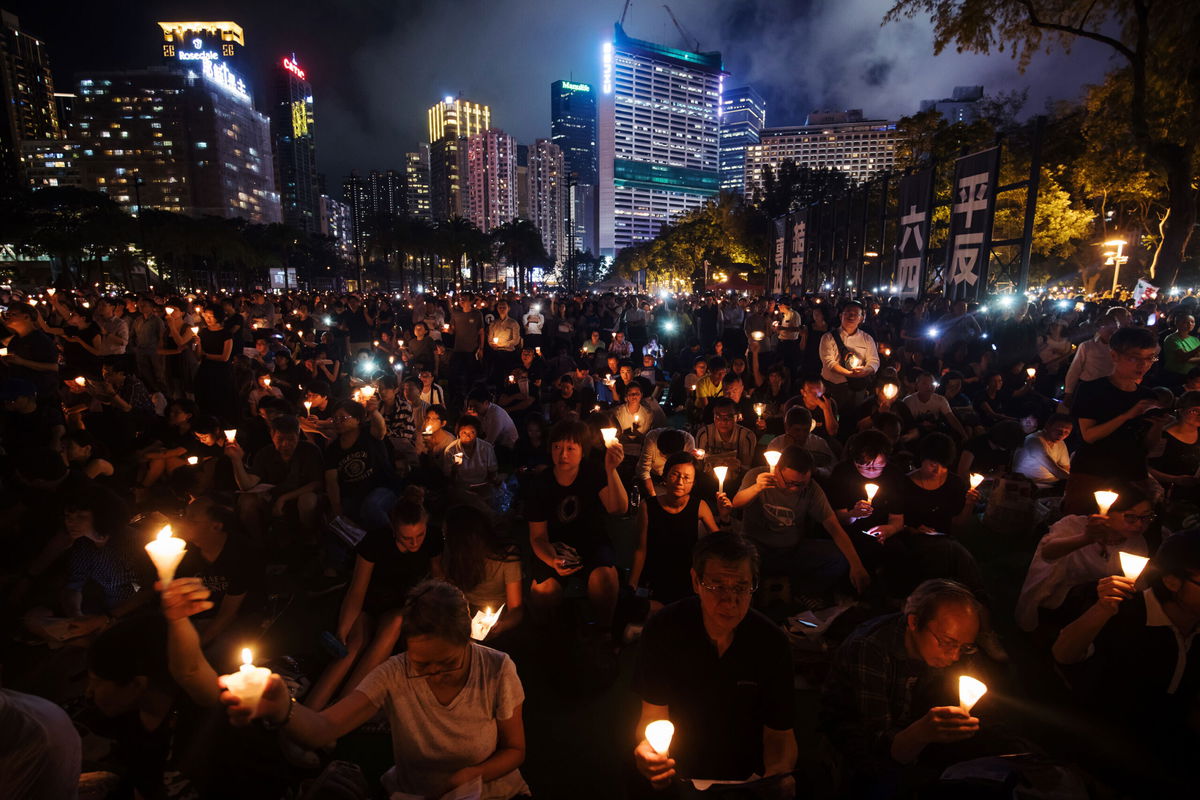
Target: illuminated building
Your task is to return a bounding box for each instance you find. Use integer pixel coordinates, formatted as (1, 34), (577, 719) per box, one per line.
(368, 169), (403, 219)
(341, 171), (369, 255)
(515, 144), (529, 218)
(598, 23), (723, 257)
(719, 85), (765, 194)
(0, 12), (61, 191)
(319, 193), (354, 261)
(404, 145), (431, 221)
(269, 55), (318, 233)
(464, 128), (517, 232)
(22, 139), (79, 189)
(551, 79), (597, 256)
(743, 110), (897, 200)
(528, 138), (566, 267)
(427, 96), (489, 144)
(73, 68), (280, 224)
(157, 21), (243, 65)
(428, 134), (465, 221)
(919, 86), (984, 124)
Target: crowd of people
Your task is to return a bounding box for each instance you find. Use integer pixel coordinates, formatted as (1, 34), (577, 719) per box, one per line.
(1, 283), (1198, 799)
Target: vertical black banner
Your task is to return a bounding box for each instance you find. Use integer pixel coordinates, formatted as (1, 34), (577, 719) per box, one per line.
(945, 147), (1001, 299)
(787, 209), (807, 294)
(771, 217), (787, 294)
(894, 169), (934, 299)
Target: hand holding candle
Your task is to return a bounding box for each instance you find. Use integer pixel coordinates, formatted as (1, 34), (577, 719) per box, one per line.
(713, 465), (729, 494)
(601, 427), (618, 444)
(224, 428), (237, 444)
(221, 648), (271, 720)
(1094, 490), (1118, 516)
(645, 719), (675, 756)
(764, 450), (781, 473)
(865, 483), (879, 503)
(969, 473), (984, 490)
(145, 525), (186, 588)
(470, 604), (505, 640)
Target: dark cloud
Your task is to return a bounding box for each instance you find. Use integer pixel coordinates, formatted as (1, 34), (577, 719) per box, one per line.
(10, 0), (1117, 181)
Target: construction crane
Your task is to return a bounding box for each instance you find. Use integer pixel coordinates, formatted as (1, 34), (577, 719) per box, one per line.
(620, 0), (633, 26)
(662, 4), (699, 52)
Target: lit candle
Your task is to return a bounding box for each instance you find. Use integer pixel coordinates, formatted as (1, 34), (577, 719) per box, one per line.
(373, 340), (380, 347)
(633, 414), (640, 425)
(1094, 490), (1118, 516)
(224, 429), (237, 444)
(846, 354), (861, 369)
(645, 719), (675, 756)
(423, 425), (433, 435)
(882, 346), (891, 357)
(0, 347), (7, 357)
(508, 374), (515, 383)
(865, 483), (879, 502)
(1026, 367), (1037, 379)
(713, 465), (729, 494)
(751, 331), (765, 341)
(969, 473), (984, 490)
(46, 287), (55, 296)
(190, 326), (199, 335)
(883, 383), (898, 400)
(262, 377), (271, 388)
(1119, 551), (1149, 580)
(601, 427), (618, 444)
(359, 385), (375, 399)
(165, 306), (175, 315)
(958, 675), (988, 714)
(470, 604), (505, 641)
(74, 376), (86, 387)
(453, 451), (464, 465)
(493, 337), (500, 345)
(693, 448), (706, 459)
(303, 400), (312, 415)
(754, 403), (766, 418)
(144, 524), (186, 588)
(221, 648), (271, 720)
(187, 456), (199, 465)
(764, 451), (781, 473)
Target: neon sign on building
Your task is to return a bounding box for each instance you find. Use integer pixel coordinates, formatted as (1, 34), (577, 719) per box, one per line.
(201, 59), (250, 104)
(282, 57), (306, 81)
(601, 42), (613, 94)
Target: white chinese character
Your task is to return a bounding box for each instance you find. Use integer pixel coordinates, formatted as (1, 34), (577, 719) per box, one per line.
(949, 233), (985, 286)
(897, 257), (921, 295)
(953, 172), (991, 228)
(899, 206), (925, 254)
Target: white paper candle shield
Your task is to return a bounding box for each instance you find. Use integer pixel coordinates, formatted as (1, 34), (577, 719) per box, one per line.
(764, 451), (781, 473)
(969, 473), (984, 490)
(224, 429), (238, 444)
(959, 675), (987, 714)
(1094, 490), (1119, 516)
(223, 648), (271, 719)
(1119, 551), (1149, 580)
(1026, 367), (1037, 378)
(470, 604), (505, 641)
(601, 427), (618, 444)
(713, 465), (729, 494)
(883, 383), (898, 400)
(359, 385), (375, 399)
(645, 719), (675, 756)
(145, 525), (186, 587)
(864, 483), (879, 502)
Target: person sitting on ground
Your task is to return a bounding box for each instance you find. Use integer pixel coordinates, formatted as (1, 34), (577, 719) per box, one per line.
(441, 503), (524, 642)
(694, 397), (758, 488)
(1149, 390), (1200, 497)
(467, 387), (519, 456)
(222, 579), (530, 800)
(63, 429), (115, 480)
(324, 399), (395, 529)
(765, 405), (837, 477)
(634, 427), (696, 499)
(226, 414), (324, 546)
(633, 532), (796, 793)
(443, 414), (499, 499)
(904, 370), (967, 441)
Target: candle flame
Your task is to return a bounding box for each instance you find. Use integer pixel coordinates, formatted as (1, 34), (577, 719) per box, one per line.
(157, 524), (173, 541)
(1094, 490), (1119, 516)
(645, 719), (675, 755)
(969, 473), (984, 489)
(241, 648), (253, 667)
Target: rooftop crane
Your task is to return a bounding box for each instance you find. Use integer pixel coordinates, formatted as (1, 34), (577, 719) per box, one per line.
(662, 4), (700, 52)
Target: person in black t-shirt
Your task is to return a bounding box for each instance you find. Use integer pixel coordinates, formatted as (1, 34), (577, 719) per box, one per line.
(1, 302), (60, 399)
(634, 532), (796, 791)
(323, 399), (395, 528)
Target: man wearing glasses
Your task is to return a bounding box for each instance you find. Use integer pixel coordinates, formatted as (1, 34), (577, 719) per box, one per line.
(633, 532), (796, 795)
(820, 579), (986, 796)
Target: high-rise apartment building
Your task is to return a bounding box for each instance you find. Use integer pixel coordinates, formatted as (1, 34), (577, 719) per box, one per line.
(598, 23), (723, 257)
(551, 79), (598, 256)
(528, 138), (566, 267)
(515, 143), (529, 219)
(341, 171), (370, 255)
(368, 169), (403, 219)
(73, 68), (280, 223)
(427, 96), (490, 144)
(426, 96), (489, 222)
(919, 86), (984, 124)
(319, 193), (354, 262)
(0, 12), (61, 192)
(719, 84), (765, 194)
(743, 111), (898, 201)
(464, 128), (517, 232)
(22, 139), (79, 189)
(404, 145), (431, 221)
(269, 55), (318, 233)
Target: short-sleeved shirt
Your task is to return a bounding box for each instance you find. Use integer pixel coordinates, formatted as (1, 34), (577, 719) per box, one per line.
(356, 526), (443, 610)
(737, 466), (834, 550)
(249, 440), (324, 495)
(1071, 377), (1156, 481)
(902, 392), (952, 426)
(450, 309), (484, 353)
(899, 473), (966, 533)
(463, 555), (523, 611)
(177, 534), (263, 614)
(355, 644), (529, 800)
(6, 329), (59, 396)
(633, 596), (794, 780)
(524, 464), (609, 550)
(325, 431), (394, 511)
(821, 462), (904, 535)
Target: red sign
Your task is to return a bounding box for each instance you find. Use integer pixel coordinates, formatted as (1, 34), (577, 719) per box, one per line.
(282, 57), (306, 80)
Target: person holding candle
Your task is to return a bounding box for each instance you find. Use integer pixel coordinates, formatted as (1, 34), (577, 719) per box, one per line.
(441, 504), (525, 642)
(228, 413), (324, 544)
(419, 404), (455, 469)
(1016, 484), (1152, 632)
(762, 406), (837, 478)
(443, 415), (500, 498)
(796, 375), (840, 439)
(1012, 413), (1074, 492)
(222, 580), (530, 800)
(1, 301), (62, 399)
(854, 375), (915, 434)
(324, 399), (396, 529)
(898, 434), (982, 536)
(824, 431), (907, 563)
(694, 397), (758, 488)
(634, 427), (696, 500)
(487, 300), (522, 382)
(612, 381), (651, 466)
(819, 300), (880, 409)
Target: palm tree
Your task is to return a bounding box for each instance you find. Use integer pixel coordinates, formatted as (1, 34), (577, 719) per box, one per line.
(491, 218), (548, 291)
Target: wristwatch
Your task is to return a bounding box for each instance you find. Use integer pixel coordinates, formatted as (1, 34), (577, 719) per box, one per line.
(259, 695), (295, 730)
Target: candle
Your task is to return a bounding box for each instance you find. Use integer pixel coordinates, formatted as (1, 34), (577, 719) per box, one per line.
(958, 675), (988, 714)
(469, 604), (505, 641)
(882, 346), (891, 357)
(764, 451), (781, 473)
(144, 524), (186, 587)
(222, 648), (271, 720)
(883, 383), (898, 400)
(352, 389), (362, 403)
(508, 374), (515, 383)
(190, 326), (199, 335)
(600, 427), (618, 444)
(453, 451), (464, 465)
(493, 337), (500, 345)
(633, 414), (640, 425)
(46, 287), (55, 296)
(865, 483), (879, 502)
(751, 331), (765, 341)
(303, 400), (312, 415)
(0, 347), (7, 357)
(373, 340), (380, 347)
(713, 465), (728, 494)
(1119, 551), (1149, 580)
(1026, 367), (1037, 379)
(535, 347), (542, 355)
(423, 425), (433, 435)
(969, 473), (984, 490)
(1094, 490), (1119, 516)
(754, 403), (766, 417)
(164, 305), (174, 315)
(846, 354), (861, 369)
(187, 456), (199, 465)
(693, 448), (706, 459)
(359, 385), (375, 399)
(810, 418), (818, 432)
(645, 719), (675, 756)
(224, 429), (237, 444)
(262, 377), (271, 388)
(74, 376), (86, 387)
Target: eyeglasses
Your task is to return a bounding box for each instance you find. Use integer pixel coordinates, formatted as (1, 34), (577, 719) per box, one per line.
(927, 628), (978, 656)
(714, 414), (736, 421)
(405, 649), (466, 678)
(1118, 353), (1159, 365)
(1122, 512), (1156, 525)
(699, 579), (757, 599)
(330, 414), (354, 423)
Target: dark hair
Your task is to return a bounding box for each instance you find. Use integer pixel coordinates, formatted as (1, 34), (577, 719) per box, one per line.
(270, 414), (301, 436)
(691, 531), (760, 585)
(1105, 482), (1151, 514)
(426, 403), (447, 421)
(389, 485), (428, 528)
(839, 300), (865, 313)
(783, 405), (813, 430)
(1109, 326), (1159, 354)
(335, 399), (367, 421)
(467, 387), (493, 404)
(1178, 390), (1200, 411)
(1151, 528), (1200, 602)
(456, 414), (481, 434)
(903, 579), (982, 628)
(777, 444), (815, 475)
(549, 419), (592, 454)
(845, 430), (892, 464)
(656, 428), (687, 456)
(400, 580), (470, 647)
(663, 451), (698, 476)
(305, 380), (331, 398)
(1044, 412), (1074, 428)
(710, 396), (736, 414)
(441, 504), (515, 594)
(916, 433), (957, 469)
(708, 357), (727, 372)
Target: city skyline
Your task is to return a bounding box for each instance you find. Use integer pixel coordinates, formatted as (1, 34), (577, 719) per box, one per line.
(4, 0), (1115, 181)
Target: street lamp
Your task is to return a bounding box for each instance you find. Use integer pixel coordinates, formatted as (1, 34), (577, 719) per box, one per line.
(1103, 238), (1128, 296)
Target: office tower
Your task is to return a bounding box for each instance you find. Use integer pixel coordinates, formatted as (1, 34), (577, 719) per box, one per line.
(551, 79), (598, 256)
(270, 55), (318, 233)
(719, 85), (765, 194)
(73, 68), (280, 223)
(0, 12), (61, 192)
(22, 139), (79, 189)
(427, 96), (490, 143)
(368, 169), (403, 218)
(743, 110), (898, 201)
(528, 138), (566, 267)
(515, 144), (529, 219)
(341, 171), (370, 255)
(464, 128), (517, 232)
(319, 193), (355, 262)
(919, 86), (984, 124)
(426, 96), (489, 221)
(404, 145), (431, 221)
(598, 23), (723, 257)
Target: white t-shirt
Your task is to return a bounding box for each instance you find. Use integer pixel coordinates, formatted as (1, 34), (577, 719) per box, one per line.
(357, 643), (529, 800)
(903, 392), (952, 423)
(522, 312), (544, 335)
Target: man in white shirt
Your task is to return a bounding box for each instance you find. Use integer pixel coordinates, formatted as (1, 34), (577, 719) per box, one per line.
(1063, 307), (1129, 405)
(902, 372), (967, 440)
(820, 301), (880, 407)
(466, 388), (518, 452)
(1013, 414), (1073, 490)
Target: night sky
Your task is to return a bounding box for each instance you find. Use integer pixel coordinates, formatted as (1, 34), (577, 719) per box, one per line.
(9, 0), (1115, 181)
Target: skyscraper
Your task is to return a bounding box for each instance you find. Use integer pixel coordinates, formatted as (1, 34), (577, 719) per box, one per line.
(341, 171), (370, 255)
(368, 169), (403, 218)
(528, 138), (566, 267)
(0, 12), (61, 192)
(404, 145), (431, 221)
(427, 96), (490, 143)
(464, 128), (517, 232)
(719, 85), (765, 194)
(269, 55), (318, 233)
(598, 23), (723, 257)
(319, 193), (354, 262)
(551, 79), (598, 256)
(426, 96), (489, 222)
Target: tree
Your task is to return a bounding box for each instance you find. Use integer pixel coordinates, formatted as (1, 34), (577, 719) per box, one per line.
(887, 0), (1200, 285)
(491, 219), (547, 291)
